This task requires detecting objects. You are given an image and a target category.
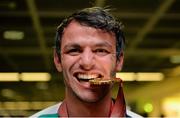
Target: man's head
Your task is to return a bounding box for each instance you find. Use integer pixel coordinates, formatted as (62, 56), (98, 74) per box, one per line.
(54, 7), (125, 103)
(55, 7), (125, 62)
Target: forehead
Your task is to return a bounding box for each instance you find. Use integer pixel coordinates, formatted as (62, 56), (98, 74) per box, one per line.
(61, 21), (116, 46)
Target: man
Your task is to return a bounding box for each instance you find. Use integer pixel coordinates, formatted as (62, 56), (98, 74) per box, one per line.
(30, 7), (142, 117)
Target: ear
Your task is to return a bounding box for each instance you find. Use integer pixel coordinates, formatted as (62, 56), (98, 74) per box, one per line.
(54, 49), (62, 72)
(115, 52), (124, 71)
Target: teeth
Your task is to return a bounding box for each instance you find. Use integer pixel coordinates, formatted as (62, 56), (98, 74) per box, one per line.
(77, 73), (99, 80)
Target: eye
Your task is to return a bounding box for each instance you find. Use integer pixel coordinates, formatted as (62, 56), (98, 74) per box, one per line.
(66, 48), (82, 56)
(94, 49), (110, 56)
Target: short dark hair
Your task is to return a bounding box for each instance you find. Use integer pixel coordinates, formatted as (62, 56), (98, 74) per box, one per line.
(55, 7), (125, 61)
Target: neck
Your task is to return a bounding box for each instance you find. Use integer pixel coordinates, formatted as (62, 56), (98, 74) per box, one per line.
(65, 90), (112, 117)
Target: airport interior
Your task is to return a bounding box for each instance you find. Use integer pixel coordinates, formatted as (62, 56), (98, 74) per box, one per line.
(0, 0), (180, 117)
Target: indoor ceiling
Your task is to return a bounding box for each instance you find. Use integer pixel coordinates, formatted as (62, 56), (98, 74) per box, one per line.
(0, 0), (180, 103)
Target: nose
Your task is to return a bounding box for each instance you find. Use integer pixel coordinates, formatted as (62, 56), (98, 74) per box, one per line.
(79, 48), (95, 70)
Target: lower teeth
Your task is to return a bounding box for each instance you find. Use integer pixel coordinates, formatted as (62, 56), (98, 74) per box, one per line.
(79, 78), (91, 81)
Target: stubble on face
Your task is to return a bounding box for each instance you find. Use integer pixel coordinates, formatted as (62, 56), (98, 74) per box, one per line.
(60, 21), (118, 103)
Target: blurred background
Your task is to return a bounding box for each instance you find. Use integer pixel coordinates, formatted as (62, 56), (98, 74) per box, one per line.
(0, 0), (180, 117)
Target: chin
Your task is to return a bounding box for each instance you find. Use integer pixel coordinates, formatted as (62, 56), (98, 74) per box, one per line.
(77, 91), (108, 103)
(80, 97), (101, 103)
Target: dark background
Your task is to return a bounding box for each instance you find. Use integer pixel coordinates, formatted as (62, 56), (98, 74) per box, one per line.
(0, 0), (180, 117)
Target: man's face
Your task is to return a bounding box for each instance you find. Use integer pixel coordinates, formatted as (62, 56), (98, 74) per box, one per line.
(54, 21), (123, 103)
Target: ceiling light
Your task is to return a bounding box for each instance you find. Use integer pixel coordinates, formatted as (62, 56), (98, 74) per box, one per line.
(116, 72), (135, 81)
(116, 72), (164, 81)
(8, 2), (16, 9)
(1, 89), (15, 98)
(170, 55), (180, 64)
(3, 30), (24, 40)
(136, 72), (164, 81)
(20, 72), (51, 81)
(0, 73), (19, 81)
(3, 102), (16, 110)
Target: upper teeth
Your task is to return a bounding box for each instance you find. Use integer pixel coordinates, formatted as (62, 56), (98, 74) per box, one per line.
(77, 74), (99, 80)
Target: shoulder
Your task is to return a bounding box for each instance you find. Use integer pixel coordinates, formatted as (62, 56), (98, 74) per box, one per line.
(29, 102), (62, 118)
(127, 109), (143, 118)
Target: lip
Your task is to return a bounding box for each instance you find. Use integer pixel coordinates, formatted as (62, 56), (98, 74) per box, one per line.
(73, 71), (104, 89)
(74, 76), (99, 89)
(73, 71), (104, 77)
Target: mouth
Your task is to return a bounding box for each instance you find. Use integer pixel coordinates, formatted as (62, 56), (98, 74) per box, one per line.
(73, 73), (121, 86)
(74, 73), (103, 82)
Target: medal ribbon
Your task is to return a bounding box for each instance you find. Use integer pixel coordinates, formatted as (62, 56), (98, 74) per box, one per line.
(58, 78), (126, 117)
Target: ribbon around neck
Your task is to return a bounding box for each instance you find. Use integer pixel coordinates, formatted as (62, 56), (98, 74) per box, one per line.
(110, 79), (126, 117)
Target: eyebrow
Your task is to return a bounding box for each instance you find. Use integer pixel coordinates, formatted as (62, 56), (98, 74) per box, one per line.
(94, 42), (113, 48)
(63, 44), (81, 50)
(63, 42), (113, 49)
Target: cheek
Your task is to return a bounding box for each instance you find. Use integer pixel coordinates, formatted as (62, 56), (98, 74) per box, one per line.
(108, 55), (117, 69)
(110, 58), (116, 69)
(61, 55), (77, 69)
(110, 57), (118, 77)
(61, 55), (80, 80)
(61, 57), (77, 86)
(60, 56), (72, 81)
(99, 55), (117, 74)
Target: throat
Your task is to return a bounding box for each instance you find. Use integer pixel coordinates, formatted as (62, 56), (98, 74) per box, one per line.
(66, 98), (112, 117)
